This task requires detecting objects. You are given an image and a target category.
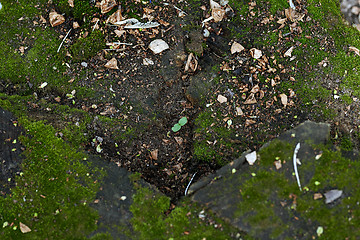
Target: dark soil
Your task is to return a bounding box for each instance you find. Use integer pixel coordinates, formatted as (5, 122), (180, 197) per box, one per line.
(3, 0), (357, 203)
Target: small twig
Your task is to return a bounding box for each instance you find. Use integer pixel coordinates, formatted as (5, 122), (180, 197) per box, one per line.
(184, 172), (197, 196)
(57, 29), (72, 53)
(106, 42), (133, 46)
(293, 143), (302, 191)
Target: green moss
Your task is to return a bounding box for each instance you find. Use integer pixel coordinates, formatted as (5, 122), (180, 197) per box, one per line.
(258, 140), (294, 167)
(0, 118), (103, 239)
(193, 110), (240, 166)
(53, 0), (98, 20)
(70, 30), (105, 62)
(340, 135), (353, 151)
(129, 184), (242, 239)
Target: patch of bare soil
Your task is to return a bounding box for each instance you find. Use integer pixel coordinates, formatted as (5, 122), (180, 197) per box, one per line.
(16, 0), (358, 202)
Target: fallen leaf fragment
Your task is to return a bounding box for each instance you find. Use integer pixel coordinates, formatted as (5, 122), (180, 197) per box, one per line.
(236, 106), (243, 116)
(104, 58), (119, 69)
(217, 94), (227, 103)
(250, 48), (262, 59)
(210, 0), (221, 9)
(279, 93), (288, 106)
(274, 160), (282, 169)
(49, 11), (65, 27)
(349, 46), (360, 56)
(150, 149), (158, 160)
(174, 136), (183, 145)
(73, 21), (80, 29)
(148, 39), (169, 54)
(284, 46), (294, 57)
(19, 222), (31, 233)
(244, 93), (257, 104)
(184, 53), (198, 72)
(106, 7), (123, 24)
(245, 151), (257, 165)
(68, 0), (74, 7)
(212, 8), (226, 22)
(245, 119), (256, 126)
(100, 0), (117, 14)
(313, 193), (323, 200)
(231, 42), (245, 54)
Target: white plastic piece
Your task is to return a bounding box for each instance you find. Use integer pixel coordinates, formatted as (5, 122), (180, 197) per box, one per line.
(148, 39), (169, 54)
(246, 151), (257, 165)
(293, 143), (302, 191)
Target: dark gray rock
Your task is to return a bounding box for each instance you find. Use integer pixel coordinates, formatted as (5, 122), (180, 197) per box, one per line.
(189, 121), (332, 239)
(0, 108), (23, 196)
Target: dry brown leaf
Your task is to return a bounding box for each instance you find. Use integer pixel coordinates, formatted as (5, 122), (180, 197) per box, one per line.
(285, 8), (305, 22)
(349, 46), (360, 56)
(174, 136), (183, 145)
(245, 119), (256, 126)
(244, 93), (257, 104)
(314, 193), (323, 200)
(184, 53), (198, 72)
(104, 58), (119, 69)
(100, 0), (117, 14)
(73, 21), (80, 29)
(210, 0), (221, 9)
(250, 48), (262, 59)
(68, 0), (74, 7)
(231, 42), (245, 54)
(158, 19), (170, 26)
(274, 160), (282, 169)
(49, 11), (65, 27)
(277, 18), (286, 24)
(217, 94), (227, 103)
(106, 7), (123, 24)
(40, 15), (47, 24)
(212, 8), (226, 22)
(114, 29), (126, 37)
(150, 149), (158, 160)
(236, 106), (244, 116)
(250, 84), (260, 93)
(284, 46), (294, 57)
(100, 106), (116, 115)
(143, 7), (155, 14)
(279, 93), (288, 106)
(19, 222), (31, 233)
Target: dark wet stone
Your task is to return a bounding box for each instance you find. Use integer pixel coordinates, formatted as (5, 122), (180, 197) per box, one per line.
(189, 121), (331, 239)
(88, 156), (163, 239)
(0, 108), (23, 196)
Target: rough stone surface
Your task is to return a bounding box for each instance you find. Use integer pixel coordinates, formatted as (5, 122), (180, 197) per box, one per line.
(189, 121), (331, 239)
(0, 108), (23, 195)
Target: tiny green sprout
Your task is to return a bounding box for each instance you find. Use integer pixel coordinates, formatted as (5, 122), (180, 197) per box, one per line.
(34, 213), (38, 218)
(315, 181), (321, 186)
(115, 143), (118, 147)
(251, 173), (256, 177)
(172, 117), (188, 132)
(13, 226), (17, 230)
(12, 139), (16, 144)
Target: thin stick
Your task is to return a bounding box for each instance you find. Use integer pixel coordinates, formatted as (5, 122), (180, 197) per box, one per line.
(57, 29), (72, 53)
(184, 172), (197, 196)
(293, 143), (302, 191)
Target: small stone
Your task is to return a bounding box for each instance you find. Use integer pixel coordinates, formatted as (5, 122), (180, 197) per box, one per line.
(324, 189), (343, 204)
(217, 94), (227, 103)
(81, 62), (88, 67)
(203, 28), (210, 38)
